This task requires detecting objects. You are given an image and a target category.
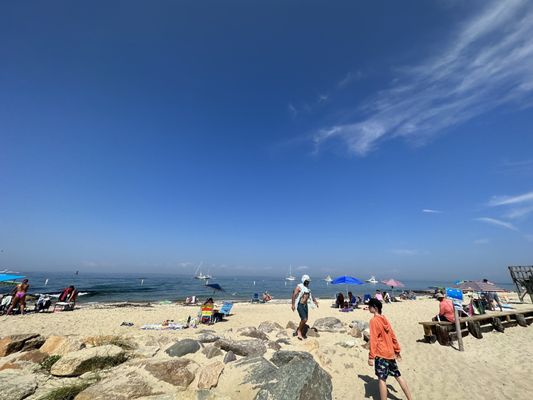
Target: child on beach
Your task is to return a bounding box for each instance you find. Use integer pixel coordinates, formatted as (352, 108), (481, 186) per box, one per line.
(367, 298), (413, 400)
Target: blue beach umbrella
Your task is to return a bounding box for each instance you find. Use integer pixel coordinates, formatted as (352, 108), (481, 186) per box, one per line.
(0, 274), (25, 286)
(205, 283), (225, 293)
(331, 275), (364, 297)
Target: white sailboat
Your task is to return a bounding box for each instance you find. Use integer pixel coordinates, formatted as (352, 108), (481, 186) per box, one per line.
(366, 276), (378, 284)
(285, 264), (296, 281)
(193, 262), (209, 280)
(324, 275), (333, 284)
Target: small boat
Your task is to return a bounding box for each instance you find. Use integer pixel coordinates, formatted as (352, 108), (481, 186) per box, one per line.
(366, 276), (378, 284)
(285, 264), (296, 281)
(324, 275), (333, 284)
(193, 262), (209, 280)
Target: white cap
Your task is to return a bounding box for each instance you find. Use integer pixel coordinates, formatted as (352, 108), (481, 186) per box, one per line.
(302, 274), (311, 283)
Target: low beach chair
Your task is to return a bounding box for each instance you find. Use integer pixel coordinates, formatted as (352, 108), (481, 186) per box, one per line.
(251, 293), (260, 303)
(200, 304), (215, 324)
(363, 294), (371, 304)
(53, 301), (75, 312)
(219, 302), (233, 317)
(185, 296), (197, 305)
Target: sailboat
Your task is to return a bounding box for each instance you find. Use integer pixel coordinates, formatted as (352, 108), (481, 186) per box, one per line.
(285, 265), (296, 281)
(324, 275), (333, 284)
(366, 276), (378, 284)
(193, 262), (209, 280)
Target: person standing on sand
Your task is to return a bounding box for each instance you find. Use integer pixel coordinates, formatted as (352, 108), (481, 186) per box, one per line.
(7, 278), (30, 315)
(367, 298), (413, 400)
(291, 274), (319, 340)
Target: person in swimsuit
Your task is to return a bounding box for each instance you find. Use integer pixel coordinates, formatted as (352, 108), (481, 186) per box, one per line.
(291, 274), (319, 340)
(7, 279), (29, 315)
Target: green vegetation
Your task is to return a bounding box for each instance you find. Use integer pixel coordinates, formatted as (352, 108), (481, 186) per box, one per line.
(90, 335), (136, 350)
(40, 355), (61, 372)
(77, 354), (127, 373)
(39, 382), (91, 400)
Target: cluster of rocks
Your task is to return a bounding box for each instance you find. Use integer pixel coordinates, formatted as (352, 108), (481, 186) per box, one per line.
(0, 317), (371, 400)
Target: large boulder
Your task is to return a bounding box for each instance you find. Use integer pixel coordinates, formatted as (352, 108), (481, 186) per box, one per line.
(202, 346), (223, 359)
(223, 351), (237, 364)
(258, 321), (283, 333)
(349, 320), (369, 331)
(40, 335), (84, 355)
(312, 317), (345, 333)
(165, 339), (201, 357)
(0, 334), (43, 357)
(286, 321), (298, 330)
(14, 349), (48, 364)
(237, 327), (269, 341)
(0, 369), (38, 400)
(214, 339), (266, 357)
(50, 344), (126, 376)
(143, 359), (196, 388)
(75, 370), (156, 400)
(197, 361), (224, 389)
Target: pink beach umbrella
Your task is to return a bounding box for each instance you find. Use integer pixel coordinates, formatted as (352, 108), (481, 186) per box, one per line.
(381, 279), (405, 290)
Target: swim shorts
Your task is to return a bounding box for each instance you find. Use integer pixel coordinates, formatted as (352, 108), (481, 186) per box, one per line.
(297, 303), (308, 320)
(374, 357), (401, 380)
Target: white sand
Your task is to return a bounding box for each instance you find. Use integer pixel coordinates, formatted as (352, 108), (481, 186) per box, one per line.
(1, 297), (532, 399)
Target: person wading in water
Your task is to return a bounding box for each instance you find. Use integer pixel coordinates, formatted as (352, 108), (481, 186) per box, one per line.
(291, 274), (319, 340)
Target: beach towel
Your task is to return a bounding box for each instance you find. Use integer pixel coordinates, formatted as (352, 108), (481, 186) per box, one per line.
(141, 323), (184, 330)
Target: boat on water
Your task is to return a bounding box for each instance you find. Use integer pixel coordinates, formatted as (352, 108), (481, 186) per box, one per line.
(324, 275), (333, 283)
(285, 265), (296, 281)
(193, 262), (210, 280)
(366, 276), (378, 284)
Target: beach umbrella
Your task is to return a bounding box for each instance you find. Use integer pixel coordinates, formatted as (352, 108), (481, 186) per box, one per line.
(0, 274), (25, 286)
(455, 280), (504, 292)
(205, 283), (225, 294)
(331, 275), (364, 297)
(381, 279), (405, 289)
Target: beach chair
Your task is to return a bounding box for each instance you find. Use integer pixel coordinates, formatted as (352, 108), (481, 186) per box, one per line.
(219, 302), (233, 317)
(53, 301), (75, 312)
(185, 296), (197, 306)
(251, 293), (260, 303)
(363, 294), (371, 304)
(200, 304), (215, 324)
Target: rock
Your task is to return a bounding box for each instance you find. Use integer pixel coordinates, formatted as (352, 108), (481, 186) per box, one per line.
(258, 321), (283, 333)
(40, 335), (84, 355)
(276, 338), (291, 346)
(165, 339), (201, 357)
(0, 369), (38, 400)
(361, 342), (370, 350)
(336, 340), (356, 348)
(237, 327), (269, 341)
(202, 346), (223, 359)
(286, 321), (298, 330)
(197, 361), (224, 389)
(75, 370), (155, 400)
(240, 351), (332, 400)
(303, 339), (320, 352)
(133, 345), (160, 358)
(83, 335), (136, 350)
(143, 359), (195, 388)
(214, 338), (266, 357)
(223, 351), (237, 364)
(266, 341), (281, 351)
(306, 327), (320, 337)
(0, 334), (42, 357)
(312, 317), (345, 333)
(348, 327), (362, 338)
(349, 320), (369, 331)
(0, 363), (22, 372)
(363, 329), (370, 342)
(276, 330), (288, 338)
(197, 333), (220, 343)
(15, 349), (48, 364)
(50, 344), (126, 376)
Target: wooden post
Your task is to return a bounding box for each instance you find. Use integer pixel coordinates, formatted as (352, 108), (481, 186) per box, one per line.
(454, 306), (464, 351)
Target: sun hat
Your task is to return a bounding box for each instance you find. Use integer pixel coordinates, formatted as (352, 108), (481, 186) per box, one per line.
(301, 274), (311, 283)
(436, 293), (445, 299)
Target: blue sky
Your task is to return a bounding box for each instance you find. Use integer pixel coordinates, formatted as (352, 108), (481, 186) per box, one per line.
(1, 0), (532, 281)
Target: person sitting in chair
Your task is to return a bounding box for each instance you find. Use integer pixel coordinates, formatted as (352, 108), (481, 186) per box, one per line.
(433, 293), (455, 322)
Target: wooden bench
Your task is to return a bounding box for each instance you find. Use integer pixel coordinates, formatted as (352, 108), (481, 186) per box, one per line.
(419, 309), (533, 346)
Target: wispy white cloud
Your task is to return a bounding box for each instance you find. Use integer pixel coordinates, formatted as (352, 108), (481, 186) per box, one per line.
(422, 209), (443, 214)
(391, 249), (428, 256)
(314, 0), (533, 156)
(488, 191), (533, 207)
(474, 238), (490, 245)
(488, 190), (533, 221)
(475, 217), (518, 231)
(337, 70), (364, 88)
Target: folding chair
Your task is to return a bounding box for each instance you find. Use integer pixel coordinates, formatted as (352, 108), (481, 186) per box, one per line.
(219, 302), (233, 317)
(200, 304), (215, 324)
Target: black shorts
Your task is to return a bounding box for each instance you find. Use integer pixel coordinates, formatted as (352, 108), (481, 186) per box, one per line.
(374, 357), (401, 380)
(297, 303), (308, 321)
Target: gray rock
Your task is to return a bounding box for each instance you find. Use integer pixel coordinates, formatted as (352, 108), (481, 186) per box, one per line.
(237, 327), (269, 341)
(312, 317), (345, 333)
(363, 329), (370, 342)
(0, 370), (38, 400)
(197, 333), (220, 343)
(266, 341), (281, 351)
(258, 321), (283, 333)
(202, 345), (223, 359)
(0, 334), (42, 357)
(349, 320), (369, 331)
(50, 344), (126, 377)
(165, 339), (201, 357)
(223, 351), (237, 364)
(270, 351), (314, 367)
(336, 340), (356, 348)
(276, 330), (289, 338)
(305, 327), (320, 337)
(348, 327), (362, 338)
(286, 321), (298, 330)
(214, 338), (266, 357)
(275, 338), (291, 346)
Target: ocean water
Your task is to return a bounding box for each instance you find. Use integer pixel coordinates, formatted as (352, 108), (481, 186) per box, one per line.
(0, 271), (517, 304)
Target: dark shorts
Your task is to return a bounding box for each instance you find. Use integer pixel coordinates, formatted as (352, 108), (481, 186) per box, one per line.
(297, 303), (308, 321)
(374, 357), (401, 380)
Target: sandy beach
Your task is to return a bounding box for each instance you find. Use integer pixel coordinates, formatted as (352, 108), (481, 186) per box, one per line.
(1, 296), (533, 399)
